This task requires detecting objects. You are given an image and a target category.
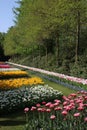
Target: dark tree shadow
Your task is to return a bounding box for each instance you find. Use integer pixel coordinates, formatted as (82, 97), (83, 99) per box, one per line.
(0, 120), (26, 126)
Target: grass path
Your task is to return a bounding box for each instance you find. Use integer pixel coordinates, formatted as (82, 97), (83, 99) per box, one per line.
(28, 70), (77, 96)
(0, 112), (25, 130)
(43, 78), (77, 95)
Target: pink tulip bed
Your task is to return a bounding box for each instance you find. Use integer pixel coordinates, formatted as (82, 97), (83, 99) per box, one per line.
(24, 91), (87, 130)
(6, 62), (87, 91)
(40, 73), (87, 92)
(31, 70), (87, 92)
(0, 64), (11, 68)
(0, 62), (20, 71)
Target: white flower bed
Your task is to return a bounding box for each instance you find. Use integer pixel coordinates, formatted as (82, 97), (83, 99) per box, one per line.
(0, 68), (20, 71)
(0, 85), (63, 114)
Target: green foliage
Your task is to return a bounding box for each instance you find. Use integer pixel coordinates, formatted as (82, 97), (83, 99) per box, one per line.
(4, 27), (20, 55)
(2, 0), (87, 78)
(0, 32), (5, 57)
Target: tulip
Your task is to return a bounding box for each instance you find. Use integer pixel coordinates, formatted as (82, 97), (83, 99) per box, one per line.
(84, 117), (87, 122)
(62, 110), (68, 116)
(24, 107), (29, 113)
(50, 115), (56, 120)
(74, 112), (80, 117)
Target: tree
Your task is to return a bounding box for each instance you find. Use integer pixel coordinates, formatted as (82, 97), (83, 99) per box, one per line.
(0, 32), (5, 60)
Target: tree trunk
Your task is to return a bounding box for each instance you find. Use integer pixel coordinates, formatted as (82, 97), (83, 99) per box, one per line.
(45, 46), (48, 67)
(38, 44), (41, 67)
(55, 34), (59, 67)
(75, 11), (80, 64)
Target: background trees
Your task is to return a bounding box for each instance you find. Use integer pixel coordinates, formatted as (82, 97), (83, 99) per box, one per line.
(3, 0), (87, 78)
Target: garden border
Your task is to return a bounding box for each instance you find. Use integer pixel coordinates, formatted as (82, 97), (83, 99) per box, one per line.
(6, 62), (87, 92)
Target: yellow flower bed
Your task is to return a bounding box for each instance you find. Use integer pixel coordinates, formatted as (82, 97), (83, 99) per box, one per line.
(0, 70), (28, 77)
(0, 77), (44, 90)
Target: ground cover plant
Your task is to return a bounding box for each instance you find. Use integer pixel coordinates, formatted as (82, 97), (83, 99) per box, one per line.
(24, 91), (87, 130)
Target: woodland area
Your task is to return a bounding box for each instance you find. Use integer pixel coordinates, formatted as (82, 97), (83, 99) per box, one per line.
(0, 0), (87, 78)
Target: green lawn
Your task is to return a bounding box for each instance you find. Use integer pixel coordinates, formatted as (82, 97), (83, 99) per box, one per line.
(27, 70), (77, 95)
(43, 78), (77, 96)
(0, 112), (25, 130)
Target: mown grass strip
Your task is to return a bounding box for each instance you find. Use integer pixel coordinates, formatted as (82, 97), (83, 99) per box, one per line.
(26, 70), (77, 96)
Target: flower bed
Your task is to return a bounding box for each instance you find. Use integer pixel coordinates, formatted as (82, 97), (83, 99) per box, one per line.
(43, 74), (87, 91)
(6, 62), (87, 91)
(24, 91), (87, 130)
(0, 70), (29, 79)
(0, 77), (44, 90)
(0, 64), (11, 68)
(0, 62), (63, 117)
(0, 85), (62, 114)
(0, 68), (20, 71)
(30, 70), (87, 91)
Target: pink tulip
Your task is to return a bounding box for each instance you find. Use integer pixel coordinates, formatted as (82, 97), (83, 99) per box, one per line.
(45, 102), (52, 107)
(70, 100), (74, 103)
(79, 103), (84, 107)
(69, 93), (77, 97)
(41, 108), (46, 112)
(77, 106), (84, 111)
(84, 117), (87, 122)
(53, 102), (59, 106)
(46, 108), (51, 112)
(69, 104), (75, 109)
(24, 107), (29, 113)
(63, 106), (71, 111)
(50, 115), (56, 120)
(84, 96), (87, 100)
(42, 101), (46, 105)
(30, 106), (36, 111)
(54, 99), (61, 103)
(84, 104), (87, 107)
(74, 112), (80, 117)
(61, 110), (68, 116)
(36, 103), (41, 107)
(49, 104), (54, 109)
(54, 107), (62, 111)
(63, 101), (68, 106)
(37, 108), (42, 112)
(62, 96), (69, 101)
